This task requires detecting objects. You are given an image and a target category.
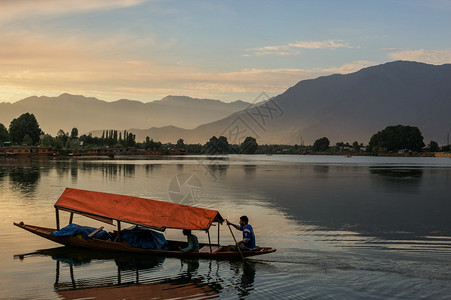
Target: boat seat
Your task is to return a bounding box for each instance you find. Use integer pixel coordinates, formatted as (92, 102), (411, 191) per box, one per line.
(87, 226), (104, 238)
(199, 245), (222, 253)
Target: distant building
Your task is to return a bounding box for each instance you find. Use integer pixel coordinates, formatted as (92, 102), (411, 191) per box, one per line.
(0, 146), (54, 156)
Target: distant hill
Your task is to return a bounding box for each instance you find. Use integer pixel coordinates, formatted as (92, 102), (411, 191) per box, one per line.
(0, 94), (250, 135)
(2, 61), (450, 145)
(130, 61), (451, 145)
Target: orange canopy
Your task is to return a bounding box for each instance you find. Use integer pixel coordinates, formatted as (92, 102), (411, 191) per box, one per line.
(55, 188), (223, 231)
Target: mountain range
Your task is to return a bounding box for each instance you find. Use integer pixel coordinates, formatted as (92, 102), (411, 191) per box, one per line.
(1, 61), (450, 145)
(124, 61), (451, 145)
(0, 94), (250, 135)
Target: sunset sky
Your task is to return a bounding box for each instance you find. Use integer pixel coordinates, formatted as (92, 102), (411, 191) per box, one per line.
(1, 0), (451, 103)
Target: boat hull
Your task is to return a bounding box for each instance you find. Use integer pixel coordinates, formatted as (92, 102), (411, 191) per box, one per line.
(14, 222), (276, 259)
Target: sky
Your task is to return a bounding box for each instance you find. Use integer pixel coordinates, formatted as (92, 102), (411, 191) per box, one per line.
(1, 0), (451, 103)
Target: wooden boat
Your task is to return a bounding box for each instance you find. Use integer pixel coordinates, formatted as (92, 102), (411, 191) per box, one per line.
(14, 188), (276, 259)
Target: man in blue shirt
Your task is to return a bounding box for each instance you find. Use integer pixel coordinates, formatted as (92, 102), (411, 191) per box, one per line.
(181, 229), (199, 253)
(227, 216), (256, 250)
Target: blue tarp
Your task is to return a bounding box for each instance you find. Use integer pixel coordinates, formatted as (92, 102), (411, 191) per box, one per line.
(53, 223), (112, 240)
(120, 226), (169, 250)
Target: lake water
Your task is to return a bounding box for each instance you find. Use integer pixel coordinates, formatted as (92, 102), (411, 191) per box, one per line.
(1, 155), (450, 299)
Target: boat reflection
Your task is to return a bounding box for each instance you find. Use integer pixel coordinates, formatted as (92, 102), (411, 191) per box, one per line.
(15, 246), (259, 299)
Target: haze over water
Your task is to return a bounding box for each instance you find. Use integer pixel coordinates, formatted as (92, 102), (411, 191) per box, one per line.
(1, 155), (450, 299)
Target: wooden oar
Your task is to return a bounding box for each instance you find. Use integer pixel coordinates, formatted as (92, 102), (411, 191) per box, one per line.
(227, 222), (245, 260)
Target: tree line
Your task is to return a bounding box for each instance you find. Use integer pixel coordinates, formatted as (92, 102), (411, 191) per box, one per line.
(0, 112), (449, 155)
(311, 125), (444, 154)
(0, 113), (260, 154)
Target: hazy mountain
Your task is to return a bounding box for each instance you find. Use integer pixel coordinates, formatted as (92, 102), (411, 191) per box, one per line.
(2, 61), (450, 145)
(0, 94), (250, 135)
(131, 61), (451, 145)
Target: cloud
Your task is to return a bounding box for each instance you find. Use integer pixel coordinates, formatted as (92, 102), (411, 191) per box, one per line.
(0, 30), (181, 100)
(322, 60), (376, 74)
(245, 40), (353, 56)
(0, 29), (165, 70)
(288, 40), (353, 49)
(387, 49), (451, 65)
(0, 40), (377, 104)
(0, 29), (374, 103)
(0, 0), (148, 23)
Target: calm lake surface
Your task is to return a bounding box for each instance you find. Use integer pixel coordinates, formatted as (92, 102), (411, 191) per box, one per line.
(1, 155), (450, 299)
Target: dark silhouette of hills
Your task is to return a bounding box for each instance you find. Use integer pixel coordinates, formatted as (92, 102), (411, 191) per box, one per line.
(1, 61), (450, 145)
(132, 61), (451, 145)
(0, 94), (250, 135)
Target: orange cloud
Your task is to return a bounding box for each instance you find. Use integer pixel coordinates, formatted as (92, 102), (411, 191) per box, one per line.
(0, 0), (148, 23)
(0, 29), (375, 103)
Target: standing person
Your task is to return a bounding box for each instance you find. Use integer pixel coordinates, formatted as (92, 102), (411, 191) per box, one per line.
(227, 216), (256, 250)
(181, 229), (199, 253)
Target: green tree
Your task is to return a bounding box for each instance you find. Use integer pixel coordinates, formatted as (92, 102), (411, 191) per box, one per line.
(9, 113), (42, 145)
(124, 132), (136, 147)
(145, 136), (152, 149)
(40, 134), (55, 146)
(313, 137), (330, 152)
(70, 127), (78, 140)
(22, 134), (33, 145)
(429, 140), (439, 152)
(217, 136), (232, 153)
(56, 129), (69, 149)
(176, 138), (185, 149)
(68, 139), (80, 150)
(368, 125), (425, 153)
(0, 123), (9, 145)
(144, 136), (162, 150)
(204, 136), (233, 154)
(240, 137), (258, 154)
(79, 133), (102, 147)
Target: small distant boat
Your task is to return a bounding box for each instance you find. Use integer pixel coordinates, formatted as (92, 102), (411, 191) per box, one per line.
(14, 188), (276, 259)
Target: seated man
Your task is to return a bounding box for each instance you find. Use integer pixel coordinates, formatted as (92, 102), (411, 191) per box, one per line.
(181, 229), (199, 253)
(227, 215), (256, 250)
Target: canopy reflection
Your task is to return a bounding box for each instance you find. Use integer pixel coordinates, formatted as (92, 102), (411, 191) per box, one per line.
(14, 246), (260, 299)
